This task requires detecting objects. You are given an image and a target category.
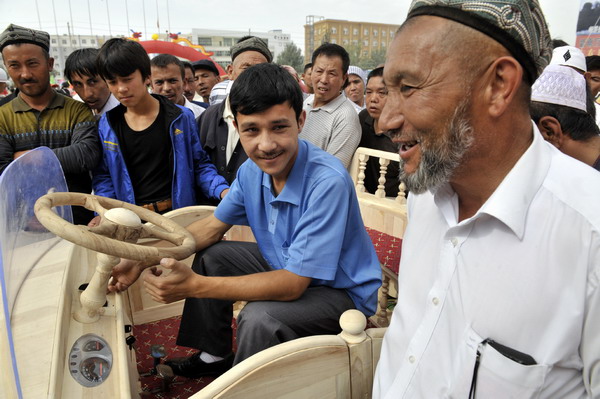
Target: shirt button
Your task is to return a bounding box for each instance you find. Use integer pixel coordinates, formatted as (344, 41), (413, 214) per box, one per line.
(451, 238), (458, 247)
(270, 220), (274, 225)
(432, 297), (440, 306)
(220, 146), (225, 150)
(408, 355), (416, 363)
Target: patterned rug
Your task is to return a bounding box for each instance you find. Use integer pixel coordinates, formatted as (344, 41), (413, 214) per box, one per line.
(366, 227), (402, 274)
(133, 316), (238, 398)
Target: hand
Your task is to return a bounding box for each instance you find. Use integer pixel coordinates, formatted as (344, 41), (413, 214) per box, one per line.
(142, 258), (199, 303)
(107, 258), (143, 293)
(88, 215), (101, 227)
(220, 188), (229, 199)
(13, 150), (30, 160)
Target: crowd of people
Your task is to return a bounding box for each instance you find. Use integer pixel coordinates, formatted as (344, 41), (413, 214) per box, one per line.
(0, 0), (599, 396)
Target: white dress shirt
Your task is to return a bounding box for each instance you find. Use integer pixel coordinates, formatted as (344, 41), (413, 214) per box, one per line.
(183, 97), (205, 120)
(373, 124), (600, 399)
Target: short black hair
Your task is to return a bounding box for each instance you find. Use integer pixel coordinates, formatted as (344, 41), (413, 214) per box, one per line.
(304, 63), (313, 72)
(367, 66), (384, 83)
(530, 100), (600, 142)
(64, 48), (100, 82)
(230, 63), (303, 121)
(182, 60), (194, 74)
(551, 39), (569, 49)
(587, 55), (600, 72)
(96, 38), (151, 81)
(150, 53), (185, 79)
(311, 43), (350, 75)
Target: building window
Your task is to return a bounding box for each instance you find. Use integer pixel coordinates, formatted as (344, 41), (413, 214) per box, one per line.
(382, 30), (386, 37)
(61, 39), (67, 45)
(390, 31), (394, 38)
(343, 27), (348, 35)
(197, 37), (212, 46)
(331, 39), (337, 44)
(51, 39), (57, 44)
(353, 40), (358, 45)
(72, 39), (77, 44)
(373, 29), (378, 36)
(364, 28), (369, 35)
(91, 40), (95, 44)
(82, 39), (87, 44)
(343, 39), (349, 45)
(224, 37), (232, 46)
(331, 27), (337, 34)
(353, 28), (359, 35)
(373, 40), (378, 47)
(364, 40), (369, 46)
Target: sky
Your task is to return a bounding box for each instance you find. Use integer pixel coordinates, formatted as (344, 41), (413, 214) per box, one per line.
(0, 0), (580, 55)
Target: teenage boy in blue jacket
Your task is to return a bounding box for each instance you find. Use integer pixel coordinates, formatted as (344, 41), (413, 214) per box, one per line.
(91, 38), (228, 220)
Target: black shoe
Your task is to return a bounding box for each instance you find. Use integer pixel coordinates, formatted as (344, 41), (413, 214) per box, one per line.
(165, 352), (234, 379)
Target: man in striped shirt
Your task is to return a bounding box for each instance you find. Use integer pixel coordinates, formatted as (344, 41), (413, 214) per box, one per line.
(301, 43), (361, 168)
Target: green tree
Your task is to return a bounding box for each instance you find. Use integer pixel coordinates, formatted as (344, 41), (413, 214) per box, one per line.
(358, 48), (387, 70)
(276, 42), (304, 72)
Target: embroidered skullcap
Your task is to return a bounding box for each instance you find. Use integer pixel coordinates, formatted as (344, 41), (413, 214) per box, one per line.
(231, 36), (272, 63)
(531, 64), (587, 112)
(0, 24), (50, 53)
(407, 0), (552, 83)
(347, 66), (368, 83)
(549, 46), (587, 73)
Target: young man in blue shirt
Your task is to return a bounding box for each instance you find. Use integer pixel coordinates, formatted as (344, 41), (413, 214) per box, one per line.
(109, 63), (381, 378)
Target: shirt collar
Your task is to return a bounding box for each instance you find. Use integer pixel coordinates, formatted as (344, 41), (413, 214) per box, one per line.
(434, 122), (550, 239)
(305, 92), (345, 113)
(261, 140), (306, 206)
(223, 96), (234, 120)
(12, 90), (64, 112)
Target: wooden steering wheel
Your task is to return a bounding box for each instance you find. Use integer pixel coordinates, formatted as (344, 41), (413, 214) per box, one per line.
(34, 192), (196, 263)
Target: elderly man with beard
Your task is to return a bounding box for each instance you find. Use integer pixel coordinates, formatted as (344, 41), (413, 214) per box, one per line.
(373, 1), (600, 398)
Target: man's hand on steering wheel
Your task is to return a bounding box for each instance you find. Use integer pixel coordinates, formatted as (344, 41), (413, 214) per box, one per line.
(107, 258), (144, 293)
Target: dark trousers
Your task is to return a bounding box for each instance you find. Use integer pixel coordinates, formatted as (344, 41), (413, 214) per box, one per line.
(176, 241), (356, 365)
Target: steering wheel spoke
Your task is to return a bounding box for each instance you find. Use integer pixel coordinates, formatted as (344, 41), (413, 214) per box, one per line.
(140, 223), (185, 246)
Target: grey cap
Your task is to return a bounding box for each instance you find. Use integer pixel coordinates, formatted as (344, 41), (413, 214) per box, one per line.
(407, 0), (552, 83)
(0, 24), (50, 53)
(231, 36), (272, 63)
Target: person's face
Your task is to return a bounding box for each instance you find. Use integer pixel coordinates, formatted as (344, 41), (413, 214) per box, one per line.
(183, 67), (196, 102)
(69, 72), (111, 112)
(311, 55), (346, 107)
(235, 103), (305, 191)
(2, 43), (53, 98)
(106, 69), (150, 108)
(194, 68), (220, 98)
(150, 64), (184, 104)
(365, 76), (388, 120)
(227, 50), (268, 81)
(380, 17), (475, 194)
(588, 69), (600, 97)
(345, 73), (365, 104)
(302, 67), (313, 89)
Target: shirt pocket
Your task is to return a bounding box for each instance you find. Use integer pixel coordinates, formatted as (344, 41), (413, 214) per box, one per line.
(446, 326), (550, 399)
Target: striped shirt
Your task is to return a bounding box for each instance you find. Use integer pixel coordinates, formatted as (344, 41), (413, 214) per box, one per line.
(300, 94), (361, 168)
(209, 80), (233, 106)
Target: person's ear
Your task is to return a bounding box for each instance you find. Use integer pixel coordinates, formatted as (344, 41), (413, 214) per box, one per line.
(537, 115), (564, 149)
(481, 56), (522, 118)
(297, 110), (306, 133)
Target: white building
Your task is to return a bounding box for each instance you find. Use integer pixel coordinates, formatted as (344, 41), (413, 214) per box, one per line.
(191, 28), (292, 69)
(48, 34), (116, 81)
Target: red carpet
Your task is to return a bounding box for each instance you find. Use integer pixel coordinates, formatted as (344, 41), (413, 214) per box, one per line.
(133, 316), (238, 398)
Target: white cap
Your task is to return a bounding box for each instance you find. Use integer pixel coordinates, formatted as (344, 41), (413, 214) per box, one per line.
(531, 64), (587, 112)
(549, 46), (587, 73)
(347, 65), (367, 83)
(0, 69), (7, 83)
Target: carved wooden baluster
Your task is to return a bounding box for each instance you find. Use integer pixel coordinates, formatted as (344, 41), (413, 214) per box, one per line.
(356, 153), (368, 193)
(396, 181), (407, 204)
(376, 158), (390, 198)
(377, 272), (390, 327)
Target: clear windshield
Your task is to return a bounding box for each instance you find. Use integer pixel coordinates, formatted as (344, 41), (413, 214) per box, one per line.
(0, 147), (72, 398)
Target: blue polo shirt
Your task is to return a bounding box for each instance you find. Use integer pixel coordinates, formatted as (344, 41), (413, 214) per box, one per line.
(214, 139), (381, 315)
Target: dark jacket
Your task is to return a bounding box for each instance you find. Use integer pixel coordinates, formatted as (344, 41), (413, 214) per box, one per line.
(93, 95), (229, 208)
(197, 100), (248, 185)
